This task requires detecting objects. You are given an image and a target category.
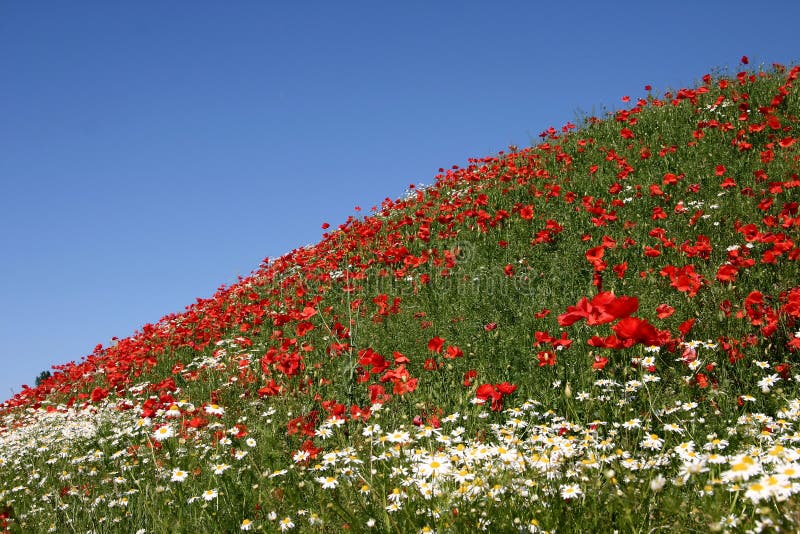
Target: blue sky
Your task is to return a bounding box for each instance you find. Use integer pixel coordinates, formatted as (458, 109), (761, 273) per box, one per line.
(1, 1), (798, 398)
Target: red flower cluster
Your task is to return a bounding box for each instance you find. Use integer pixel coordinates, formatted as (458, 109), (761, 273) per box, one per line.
(559, 291), (669, 352)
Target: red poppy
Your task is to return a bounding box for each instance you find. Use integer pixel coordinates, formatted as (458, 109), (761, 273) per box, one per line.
(300, 306), (317, 319)
(392, 351), (410, 365)
(90, 387), (109, 403)
(558, 292), (639, 326)
(655, 304), (675, 319)
(678, 318), (696, 336)
(463, 369), (477, 387)
(257, 379), (283, 397)
(519, 205), (535, 220)
(775, 363), (791, 380)
(475, 383), (498, 401)
(496, 382), (517, 395)
(427, 337), (445, 354)
(537, 350), (557, 367)
(592, 355), (609, 370)
(295, 321), (315, 337)
(185, 416), (209, 429)
(585, 246), (606, 271)
(475, 382), (516, 411)
(716, 264), (739, 282)
(445, 345), (463, 359)
(611, 317), (661, 346)
(694, 373), (710, 389)
(644, 245), (662, 257)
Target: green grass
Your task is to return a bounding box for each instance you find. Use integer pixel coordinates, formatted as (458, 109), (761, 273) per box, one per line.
(2, 60), (800, 533)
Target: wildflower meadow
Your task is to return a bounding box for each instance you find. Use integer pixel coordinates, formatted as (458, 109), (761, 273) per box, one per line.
(2, 58), (800, 533)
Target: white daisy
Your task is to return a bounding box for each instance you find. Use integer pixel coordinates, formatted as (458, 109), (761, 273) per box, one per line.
(170, 468), (188, 482)
(152, 425), (174, 442)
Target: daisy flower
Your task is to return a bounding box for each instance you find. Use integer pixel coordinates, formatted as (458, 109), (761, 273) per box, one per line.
(722, 454), (762, 482)
(744, 480), (770, 503)
(201, 488), (219, 501)
(622, 418), (641, 430)
(171, 468), (188, 482)
(663, 423), (684, 435)
(315, 427), (333, 439)
(205, 404), (225, 416)
(292, 450), (310, 463)
(152, 425), (174, 442)
(776, 462), (800, 479)
(640, 434), (664, 451)
(315, 476), (338, 489)
(386, 430), (411, 443)
(649, 474), (667, 492)
(212, 463), (231, 475)
(560, 483), (582, 500)
(416, 454), (452, 478)
(758, 374), (781, 393)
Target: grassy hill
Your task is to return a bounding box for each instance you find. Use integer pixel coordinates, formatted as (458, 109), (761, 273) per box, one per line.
(2, 59), (800, 533)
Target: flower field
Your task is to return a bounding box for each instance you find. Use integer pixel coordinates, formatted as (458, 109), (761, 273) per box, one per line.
(2, 59), (800, 532)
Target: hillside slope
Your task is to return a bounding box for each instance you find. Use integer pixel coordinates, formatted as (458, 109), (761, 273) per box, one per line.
(2, 60), (800, 533)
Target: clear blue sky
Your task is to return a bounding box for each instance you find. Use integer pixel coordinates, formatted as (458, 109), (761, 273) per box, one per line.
(1, 1), (798, 399)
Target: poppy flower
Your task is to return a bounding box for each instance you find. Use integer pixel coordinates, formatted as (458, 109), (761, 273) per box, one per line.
(496, 382), (517, 395)
(475, 383), (498, 402)
(475, 382), (516, 411)
(558, 292), (639, 327)
(585, 246), (606, 271)
(185, 416), (209, 429)
(427, 337), (445, 354)
(655, 304), (675, 319)
(444, 345), (463, 359)
(90, 387), (109, 403)
(716, 264), (739, 282)
(463, 369), (477, 387)
(678, 318), (696, 336)
(537, 350), (557, 367)
(392, 351), (410, 365)
(612, 317), (662, 346)
(519, 205), (535, 220)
